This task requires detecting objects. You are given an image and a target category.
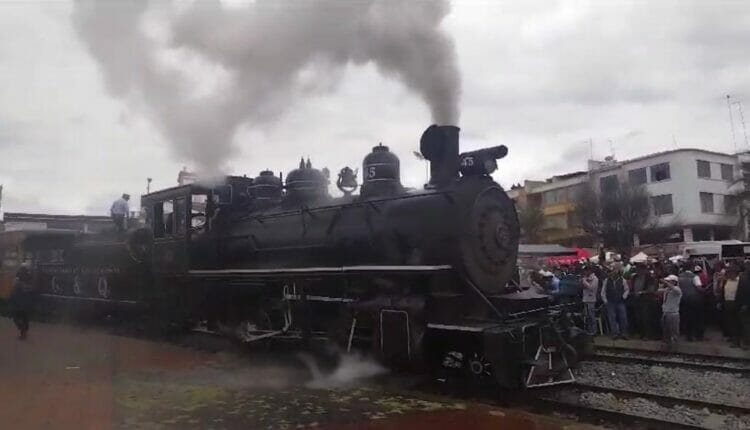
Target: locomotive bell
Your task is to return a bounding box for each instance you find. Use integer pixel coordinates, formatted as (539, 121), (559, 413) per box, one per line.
(361, 143), (402, 198)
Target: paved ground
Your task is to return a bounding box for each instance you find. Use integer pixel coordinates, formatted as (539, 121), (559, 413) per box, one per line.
(0, 318), (598, 430)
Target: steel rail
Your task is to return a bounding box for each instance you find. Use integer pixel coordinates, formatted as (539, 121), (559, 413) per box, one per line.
(563, 382), (750, 416)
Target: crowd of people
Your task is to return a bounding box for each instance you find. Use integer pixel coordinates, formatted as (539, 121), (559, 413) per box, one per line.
(528, 256), (750, 351)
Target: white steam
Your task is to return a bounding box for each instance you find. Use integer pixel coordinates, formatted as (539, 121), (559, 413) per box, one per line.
(72, 0), (461, 174)
(299, 352), (387, 389)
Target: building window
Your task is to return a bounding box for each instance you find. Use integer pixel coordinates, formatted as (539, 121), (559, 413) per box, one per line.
(650, 162), (670, 182)
(628, 168), (647, 185)
(693, 227), (712, 241)
(721, 163), (734, 181)
(541, 190), (557, 206)
(742, 162), (750, 185)
(696, 160), (711, 178)
(700, 192), (714, 213)
(652, 194), (673, 216)
(725, 194), (739, 215)
(600, 175), (619, 193)
(541, 185), (582, 207)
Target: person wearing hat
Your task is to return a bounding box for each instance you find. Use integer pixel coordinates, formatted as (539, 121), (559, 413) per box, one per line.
(537, 269), (559, 294)
(581, 265), (599, 335)
(630, 263), (659, 340)
(601, 262), (630, 340)
(678, 264), (706, 341)
(719, 264), (742, 346)
(694, 265), (709, 288)
(110, 193), (131, 232)
(659, 274), (682, 351)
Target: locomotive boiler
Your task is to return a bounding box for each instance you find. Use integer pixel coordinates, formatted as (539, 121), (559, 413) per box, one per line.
(208, 125), (518, 298)
(25, 124), (583, 389)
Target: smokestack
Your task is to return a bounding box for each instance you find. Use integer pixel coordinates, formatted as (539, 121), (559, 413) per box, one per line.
(419, 125), (460, 187)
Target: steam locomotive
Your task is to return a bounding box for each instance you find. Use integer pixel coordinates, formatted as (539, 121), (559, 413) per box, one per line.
(9, 125), (584, 389)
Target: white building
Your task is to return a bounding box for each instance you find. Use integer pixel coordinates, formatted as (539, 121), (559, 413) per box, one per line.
(589, 149), (740, 244)
(512, 148), (743, 248)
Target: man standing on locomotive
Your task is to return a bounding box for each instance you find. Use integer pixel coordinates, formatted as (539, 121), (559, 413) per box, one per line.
(110, 193), (130, 232)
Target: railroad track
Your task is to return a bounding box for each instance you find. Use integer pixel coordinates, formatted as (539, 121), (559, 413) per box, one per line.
(524, 348), (750, 430)
(532, 382), (750, 430)
(589, 345), (750, 375)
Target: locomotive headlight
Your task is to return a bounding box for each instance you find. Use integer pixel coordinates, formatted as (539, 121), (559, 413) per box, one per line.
(484, 158), (498, 174)
(458, 145), (507, 176)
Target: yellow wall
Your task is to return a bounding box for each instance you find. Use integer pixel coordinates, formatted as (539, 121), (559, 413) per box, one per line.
(539, 202), (588, 244)
(542, 202), (575, 216)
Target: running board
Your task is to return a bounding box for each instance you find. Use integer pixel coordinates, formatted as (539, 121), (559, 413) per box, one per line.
(189, 265), (453, 278)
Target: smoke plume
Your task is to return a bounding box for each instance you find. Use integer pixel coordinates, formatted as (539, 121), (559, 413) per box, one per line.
(72, 0), (461, 174)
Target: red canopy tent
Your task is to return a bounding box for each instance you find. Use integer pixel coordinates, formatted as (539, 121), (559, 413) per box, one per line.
(547, 248), (590, 266)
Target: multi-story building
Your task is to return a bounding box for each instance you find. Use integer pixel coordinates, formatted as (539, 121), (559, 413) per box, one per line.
(510, 148), (743, 247)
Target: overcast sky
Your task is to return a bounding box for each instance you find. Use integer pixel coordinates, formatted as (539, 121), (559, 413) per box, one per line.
(1, 0), (749, 215)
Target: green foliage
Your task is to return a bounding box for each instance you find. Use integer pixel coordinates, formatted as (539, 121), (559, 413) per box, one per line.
(518, 204), (545, 243)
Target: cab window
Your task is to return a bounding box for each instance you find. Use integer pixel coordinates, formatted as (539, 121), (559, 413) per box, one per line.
(191, 194), (209, 232)
(153, 201), (173, 238)
(153, 199), (186, 238)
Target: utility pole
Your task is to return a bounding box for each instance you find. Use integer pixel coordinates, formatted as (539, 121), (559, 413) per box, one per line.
(736, 100), (749, 149)
(728, 95), (738, 152)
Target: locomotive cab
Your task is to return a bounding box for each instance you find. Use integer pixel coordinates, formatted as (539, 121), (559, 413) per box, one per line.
(140, 175), (256, 274)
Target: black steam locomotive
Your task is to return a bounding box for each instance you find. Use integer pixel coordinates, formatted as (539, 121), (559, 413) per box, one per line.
(24, 125), (583, 389)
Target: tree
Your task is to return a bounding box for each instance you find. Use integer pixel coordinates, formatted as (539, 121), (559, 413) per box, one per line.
(575, 182), (651, 253)
(728, 155), (750, 240)
(518, 204), (545, 243)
